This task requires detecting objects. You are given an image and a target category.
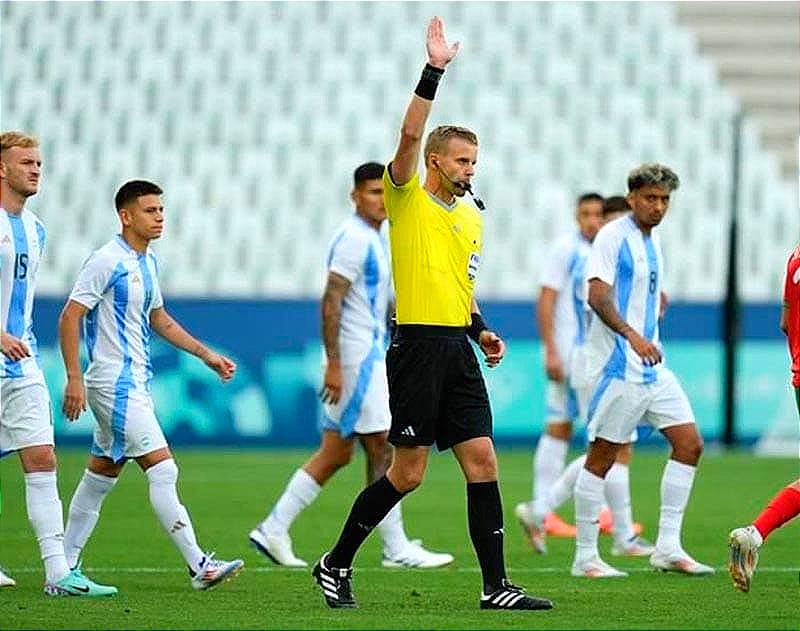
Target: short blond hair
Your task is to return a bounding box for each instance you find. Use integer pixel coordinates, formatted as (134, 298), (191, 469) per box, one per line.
(423, 125), (478, 164)
(0, 131), (39, 154)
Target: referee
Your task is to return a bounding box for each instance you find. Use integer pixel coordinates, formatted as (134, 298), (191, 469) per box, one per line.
(312, 17), (553, 612)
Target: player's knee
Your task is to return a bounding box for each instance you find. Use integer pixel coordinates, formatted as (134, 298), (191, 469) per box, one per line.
(674, 434), (703, 465)
(464, 448), (498, 481)
(20, 445), (57, 472)
(387, 465), (424, 493)
(145, 458), (179, 487)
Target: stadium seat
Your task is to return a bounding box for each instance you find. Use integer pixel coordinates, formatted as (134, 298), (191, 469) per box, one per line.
(1, 1), (795, 301)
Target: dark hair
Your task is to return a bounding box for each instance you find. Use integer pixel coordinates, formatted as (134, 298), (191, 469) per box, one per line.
(602, 195), (630, 216)
(114, 180), (163, 211)
(577, 192), (604, 206)
(627, 163), (680, 193)
(353, 162), (385, 186)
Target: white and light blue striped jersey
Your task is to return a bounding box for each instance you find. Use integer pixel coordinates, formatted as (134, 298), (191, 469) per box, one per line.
(325, 214), (391, 366)
(584, 214), (664, 384)
(539, 231), (592, 369)
(68, 235), (164, 391)
(0, 208), (46, 379)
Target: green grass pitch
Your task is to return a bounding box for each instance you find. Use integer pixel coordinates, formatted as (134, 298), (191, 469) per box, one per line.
(0, 447), (798, 629)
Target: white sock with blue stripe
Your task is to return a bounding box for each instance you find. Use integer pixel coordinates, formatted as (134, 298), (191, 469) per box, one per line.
(64, 469), (117, 568)
(25, 471), (71, 583)
(146, 459), (204, 572)
(262, 468), (321, 535)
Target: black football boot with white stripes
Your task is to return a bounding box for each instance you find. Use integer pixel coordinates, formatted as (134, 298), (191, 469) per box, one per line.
(480, 579), (554, 610)
(312, 553), (357, 609)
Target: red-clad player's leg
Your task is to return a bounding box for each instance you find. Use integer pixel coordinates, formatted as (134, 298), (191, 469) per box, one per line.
(752, 479), (800, 540)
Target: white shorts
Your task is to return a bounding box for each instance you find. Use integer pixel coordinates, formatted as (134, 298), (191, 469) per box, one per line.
(0, 375), (53, 456)
(587, 368), (695, 444)
(87, 386), (168, 463)
(322, 359), (390, 438)
(545, 380), (580, 424)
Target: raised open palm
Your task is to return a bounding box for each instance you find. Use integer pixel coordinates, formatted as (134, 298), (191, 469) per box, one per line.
(426, 16), (459, 69)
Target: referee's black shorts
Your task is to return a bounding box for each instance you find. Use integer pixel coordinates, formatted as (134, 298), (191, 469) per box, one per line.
(387, 324), (493, 451)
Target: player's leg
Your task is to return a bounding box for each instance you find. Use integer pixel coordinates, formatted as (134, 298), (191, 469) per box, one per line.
(451, 436), (552, 611)
(312, 444), (426, 608)
(729, 478), (800, 592)
(136, 447), (243, 590)
(250, 430), (354, 567)
(3, 377), (70, 587)
(18, 445), (71, 584)
(6, 379), (116, 596)
(63, 455), (122, 568)
(730, 386), (800, 591)
(648, 372), (712, 574)
(572, 377), (639, 577)
(360, 432), (453, 568)
(529, 382), (574, 533)
(607, 442), (653, 557)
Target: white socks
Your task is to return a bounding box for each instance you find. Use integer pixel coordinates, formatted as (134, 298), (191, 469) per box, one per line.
(63, 470), (117, 568)
(146, 459), (204, 572)
(262, 468), (321, 534)
(544, 454), (586, 516)
(605, 463), (635, 544)
(656, 459), (696, 554)
(376, 502), (410, 558)
(574, 467), (604, 564)
(532, 434), (569, 515)
(24, 471), (71, 583)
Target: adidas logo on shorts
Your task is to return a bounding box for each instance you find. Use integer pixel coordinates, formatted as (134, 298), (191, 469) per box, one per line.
(400, 426), (416, 437)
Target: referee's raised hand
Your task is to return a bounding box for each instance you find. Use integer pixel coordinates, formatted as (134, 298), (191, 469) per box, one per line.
(478, 330), (506, 368)
(426, 16), (459, 69)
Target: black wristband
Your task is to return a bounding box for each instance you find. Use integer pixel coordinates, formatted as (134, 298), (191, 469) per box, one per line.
(414, 63), (445, 100)
(467, 313), (488, 343)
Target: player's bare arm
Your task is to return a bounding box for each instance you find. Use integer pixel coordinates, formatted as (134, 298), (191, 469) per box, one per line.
(389, 16), (459, 186)
(320, 271), (351, 404)
(588, 278), (662, 366)
(0, 331), (32, 362)
(149, 307), (236, 381)
(58, 299), (89, 420)
(537, 286), (564, 382)
(472, 297), (505, 368)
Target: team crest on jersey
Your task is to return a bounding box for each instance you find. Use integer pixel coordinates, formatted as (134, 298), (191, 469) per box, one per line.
(1, 235), (10, 245)
(131, 274), (141, 284)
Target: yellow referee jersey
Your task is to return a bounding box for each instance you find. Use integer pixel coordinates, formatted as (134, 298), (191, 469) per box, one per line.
(384, 169), (483, 326)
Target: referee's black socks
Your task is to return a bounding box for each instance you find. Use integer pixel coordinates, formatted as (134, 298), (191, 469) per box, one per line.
(467, 480), (508, 594)
(328, 475), (406, 569)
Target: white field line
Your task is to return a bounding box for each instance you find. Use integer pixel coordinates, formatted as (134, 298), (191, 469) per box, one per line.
(5, 566), (800, 574)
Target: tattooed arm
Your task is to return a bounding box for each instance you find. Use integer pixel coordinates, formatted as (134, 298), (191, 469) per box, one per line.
(588, 278), (662, 366)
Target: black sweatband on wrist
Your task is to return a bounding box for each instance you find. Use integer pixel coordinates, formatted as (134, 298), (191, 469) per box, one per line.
(414, 63), (445, 100)
(467, 313), (488, 343)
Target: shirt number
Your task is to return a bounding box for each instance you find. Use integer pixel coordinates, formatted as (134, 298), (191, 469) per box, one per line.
(14, 253), (28, 280)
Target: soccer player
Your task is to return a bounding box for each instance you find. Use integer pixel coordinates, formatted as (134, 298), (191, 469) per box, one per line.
(59, 180), (243, 591)
(515, 192), (603, 548)
(249, 162), (453, 569)
(572, 164), (714, 578)
(311, 17), (553, 611)
(0, 131), (114, 596)
(728, 242), (800, 592)
(520, 197), (654, 561)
